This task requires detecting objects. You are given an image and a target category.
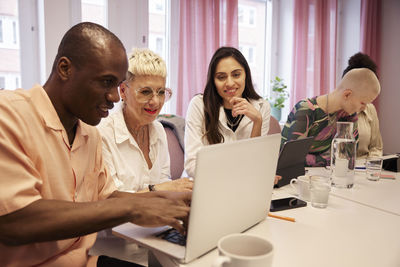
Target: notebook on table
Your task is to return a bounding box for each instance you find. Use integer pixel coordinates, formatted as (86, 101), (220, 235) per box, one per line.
(112, 134), (281, 264)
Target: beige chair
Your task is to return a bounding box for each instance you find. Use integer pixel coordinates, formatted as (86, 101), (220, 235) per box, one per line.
(268, 116), (282, 135)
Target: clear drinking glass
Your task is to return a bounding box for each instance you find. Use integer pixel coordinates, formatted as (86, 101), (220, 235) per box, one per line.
(310, 175), (331, 208)
(366, 157), (383, 181)
(330, 122), (357, 188)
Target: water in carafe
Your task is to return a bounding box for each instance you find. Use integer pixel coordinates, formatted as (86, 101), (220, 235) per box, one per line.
(330, 122), (356, 188)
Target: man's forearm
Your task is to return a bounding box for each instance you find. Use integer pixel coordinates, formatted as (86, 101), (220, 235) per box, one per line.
(0, 197), (132, 246)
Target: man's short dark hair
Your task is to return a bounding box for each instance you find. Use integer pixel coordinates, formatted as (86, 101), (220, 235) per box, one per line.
(51, 22), (125, 72)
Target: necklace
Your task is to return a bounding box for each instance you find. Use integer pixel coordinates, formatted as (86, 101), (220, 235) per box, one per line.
(226, 114), (244, 128)
(122, 106), (148, 146)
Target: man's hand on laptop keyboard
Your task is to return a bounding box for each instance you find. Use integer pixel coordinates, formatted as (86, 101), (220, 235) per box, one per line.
(126, 191), (191, 235)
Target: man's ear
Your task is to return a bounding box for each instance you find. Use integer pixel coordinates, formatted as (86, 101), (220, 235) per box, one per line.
(57, 57), (72, 81)
(342, 89), (353, 100)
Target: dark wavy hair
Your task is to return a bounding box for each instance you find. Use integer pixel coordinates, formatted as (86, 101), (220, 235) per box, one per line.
(342, 52), (378, 78)
(203, 47), (261, 144)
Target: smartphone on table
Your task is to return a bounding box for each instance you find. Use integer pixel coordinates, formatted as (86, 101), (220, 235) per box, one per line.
(270, 197), (307, 212)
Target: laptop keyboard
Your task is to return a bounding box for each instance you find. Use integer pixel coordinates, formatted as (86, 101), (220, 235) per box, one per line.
(157, 228), (187, 246)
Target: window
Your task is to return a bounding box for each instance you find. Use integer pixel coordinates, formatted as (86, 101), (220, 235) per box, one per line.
(0, 20), (3, 43)
(248, 47), (254, 63)
(249, 9), (255, 25)
(149, 0), (168, 60)
(150, 0), (165, 13)
(238, 4), (257, 27)
(149, 0), (170, 113)
(81, 0), (107, 27)
(0, 77), (5, 88)
(239, 45), (256, 65)
(238, 6), (244, 24)
(156, 37), (164, 54)
(238, 0), (269, 96)
(0, 16), (19, 48)
(0, 0), (21, 90)
(0, 73), (21, 90)
(12, 21), (17, 44)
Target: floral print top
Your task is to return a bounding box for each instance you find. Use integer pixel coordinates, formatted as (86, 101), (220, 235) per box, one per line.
(281, 97), (358, 167)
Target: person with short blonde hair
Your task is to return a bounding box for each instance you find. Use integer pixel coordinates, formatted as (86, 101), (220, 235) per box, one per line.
(98, 48), (192, 193)
(126, 48), (167, 79)
(95, 48), (192, 264)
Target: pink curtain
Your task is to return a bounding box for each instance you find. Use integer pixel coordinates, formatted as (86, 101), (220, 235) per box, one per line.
(360, 0), (382, 111)
(291, 0), (337, 107)
(360, 0), (381, 73)
(176, 0), (238, 116)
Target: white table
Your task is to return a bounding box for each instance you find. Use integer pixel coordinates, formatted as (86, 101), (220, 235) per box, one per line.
(331, 171), (400, 215)
(113, 168), (400, 267)
(113, 186), (400, 267)
(306, 167), (400, 215)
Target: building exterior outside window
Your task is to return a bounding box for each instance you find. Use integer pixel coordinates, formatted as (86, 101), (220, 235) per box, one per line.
(0, 0), (21, 90)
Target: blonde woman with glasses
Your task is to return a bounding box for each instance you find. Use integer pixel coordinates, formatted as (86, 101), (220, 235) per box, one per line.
(94, 48), (192, 265)
(98, 48), (193, 193)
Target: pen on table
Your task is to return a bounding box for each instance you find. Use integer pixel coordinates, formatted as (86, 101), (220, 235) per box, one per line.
(355, 166), (366, 170)
(380, 174), (396, 180)
(268, 213), (296, 223)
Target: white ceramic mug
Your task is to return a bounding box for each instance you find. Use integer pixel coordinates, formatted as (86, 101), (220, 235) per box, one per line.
(212, 233), (274, 267)
(290, 175), (310, 201)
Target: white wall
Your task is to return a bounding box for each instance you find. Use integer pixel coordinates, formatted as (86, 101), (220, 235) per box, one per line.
(379, 0), (400, 154)
(107, 0), (148, 52)
(42, 0), (81, 78)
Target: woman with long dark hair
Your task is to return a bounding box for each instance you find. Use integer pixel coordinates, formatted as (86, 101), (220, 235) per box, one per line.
(184, 47), (271, 177)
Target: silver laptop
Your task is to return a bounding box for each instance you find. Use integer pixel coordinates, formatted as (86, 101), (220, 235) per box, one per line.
(112, 134), (280, 263)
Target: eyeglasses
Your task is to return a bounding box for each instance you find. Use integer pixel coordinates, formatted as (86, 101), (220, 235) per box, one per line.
(123, 82), (172, 103)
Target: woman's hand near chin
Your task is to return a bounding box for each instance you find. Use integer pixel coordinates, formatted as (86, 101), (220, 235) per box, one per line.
(229, 97), (262, 124)
(229, 97), (262, 137)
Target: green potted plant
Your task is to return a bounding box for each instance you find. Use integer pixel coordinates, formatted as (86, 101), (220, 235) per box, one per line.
(268, 76), (289, 121)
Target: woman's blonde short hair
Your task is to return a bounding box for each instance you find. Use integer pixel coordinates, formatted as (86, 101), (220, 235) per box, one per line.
(126, 48), (167, 81)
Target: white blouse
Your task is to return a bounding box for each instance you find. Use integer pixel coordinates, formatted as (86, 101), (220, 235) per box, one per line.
(357, 103), (383, 158)
(184, 94), (271, 178)
(97, 107), (171, 192)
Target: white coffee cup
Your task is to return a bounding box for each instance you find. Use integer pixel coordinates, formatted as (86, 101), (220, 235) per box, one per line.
(290, 175), (310, 201)
(212, 233), (274, 267)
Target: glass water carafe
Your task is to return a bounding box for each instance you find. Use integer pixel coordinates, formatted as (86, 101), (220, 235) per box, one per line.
(330, 122), (356, 188)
